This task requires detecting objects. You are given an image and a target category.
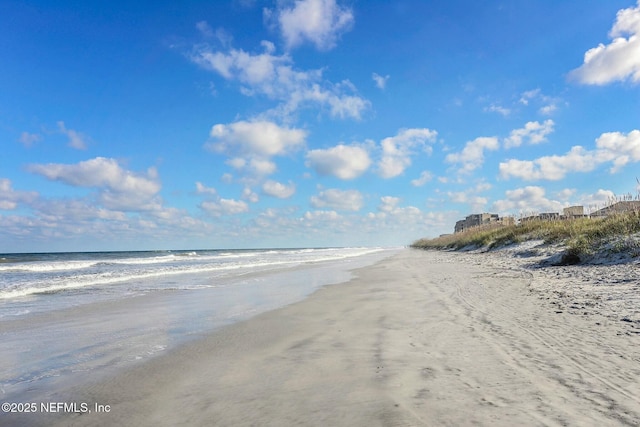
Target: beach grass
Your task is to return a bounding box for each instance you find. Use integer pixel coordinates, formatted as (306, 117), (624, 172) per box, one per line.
(411, 211), (640, 257)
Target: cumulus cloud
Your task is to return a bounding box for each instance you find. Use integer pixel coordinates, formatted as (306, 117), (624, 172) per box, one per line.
(504, 120), (555, 149)
(0, 179), (38, 210)
(57, 121), (88, 150)
(484, 104), (510, 116)
(446, 182), (491, 213)
(242, 187), (260, 203)
(492, 186), (565, 214)
(569, 1), (640, 85)
(596, 129), (640, 172)
(378, 128), (438, 178)
(200, 198), (249, 216)
(207, 120), (306, 176)
(378, 196), (400, 213)
(207, 121), (307, 157)
(303, 210), (340, 221)
(539, 104), (557, 115)
(500, 129), (640, 180)
(447, 191), (488, 213)
(579, 189), (617, 210)
(262, 180), (296, 198)
(268, 0), (354, 51)
(190, 42), (369, 120)
(310, 188), (363, 211)
(445, 136), (499, 173)
(372, 73), (390, 89)
(518, 89), (561, 115)
(519, 89), (540, 105)
(410, 171), (433, 187)
(195, 182), (217, 195)
(33, 198), (127, 223)
(191, 41), (283, 85)
(499, 147), (597, 181)
(196, 21), (215, 38)
(370, 196), (422, 222)
(27, 157), (161, 211)
(18, 132), (42, 148)
(305, 144), (371, 179)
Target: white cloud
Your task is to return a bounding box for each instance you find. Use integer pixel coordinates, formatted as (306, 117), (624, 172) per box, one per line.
(519, 89), (540, 105)
(499, 147), (598, 181)
(247, 159), (278, 176)
(305, 144), (371, 179)
(372, 73), (390, 89)
(595, 129), (640, 172)
(310, 188), (363, 211)
(445, 136), (499, 174)
(27, 157), (161, 211)
(410, 170), (433, 187)
(225, 156), (278, 180)
(192, 41), (282, 85)
(18, 132), (42, 148)
(196, 21), (214, 38)
(539, 104), (558, 115)
(201, 198), (249, 216)
(378, 196), (400, 213)
(492, 186), (565, 214)
(303, 210), (340, 221)
(57, 121), (88, 150)
(484, 104), (510, 116)
(190, 42), (369, 120)
(0, 179), (38, 210)
(270, 0), (354, 51)
(500, 129), (640, 180)
(207, 120), (306, 176)
(446, 181), (491, 213)
(447, 191), (488, 212)
(518, 89), (562, 115)
(370, 196), (424, 223)
(207, 121), (307, 157)
(33, 198), (127, 223)
(226, 157), (247, 170)
(242, 187), (260, 203)
(579, 189), (617, 210)
(569, 1), (640, 85)
(504, 120), (555, 149)
(378, 128), (438, 178)
(262, 180), (296, 198)
(195, 182), (217, 196)
(555, 188), (577, 202)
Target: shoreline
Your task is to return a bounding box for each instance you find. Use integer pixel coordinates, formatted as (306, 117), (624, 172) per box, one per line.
(1, 249), (397, 403)
(9, 248), (640, 426)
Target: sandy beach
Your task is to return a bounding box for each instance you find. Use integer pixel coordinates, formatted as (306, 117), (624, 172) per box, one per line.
(12, 248), (640, 426)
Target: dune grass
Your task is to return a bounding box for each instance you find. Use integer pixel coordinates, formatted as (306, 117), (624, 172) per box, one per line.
(411, 211), (640, 257)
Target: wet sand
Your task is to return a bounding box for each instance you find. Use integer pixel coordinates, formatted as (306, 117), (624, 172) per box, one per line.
(13, 248), (640, 426)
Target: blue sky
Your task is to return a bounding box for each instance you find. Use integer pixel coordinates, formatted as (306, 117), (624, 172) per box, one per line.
(2, 0), (640, 252)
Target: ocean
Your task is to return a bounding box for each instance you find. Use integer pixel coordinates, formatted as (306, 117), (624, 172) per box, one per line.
(0, 247), (398, 400)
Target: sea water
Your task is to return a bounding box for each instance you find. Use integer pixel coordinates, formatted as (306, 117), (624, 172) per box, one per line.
(0, 247), (398, 400)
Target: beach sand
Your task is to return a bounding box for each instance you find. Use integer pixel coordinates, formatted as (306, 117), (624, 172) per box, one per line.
(15, 248), (640, 426)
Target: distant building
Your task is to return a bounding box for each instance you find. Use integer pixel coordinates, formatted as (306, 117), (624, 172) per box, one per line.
(520, 215), (539, 223)
(563, 205), (584, 218)
(454, 213), (500, 233)
(520, 212), (561, 222)
(499, 216), (515, 226)
(591, 201), (640, 217)
(539, 212), (561, 221)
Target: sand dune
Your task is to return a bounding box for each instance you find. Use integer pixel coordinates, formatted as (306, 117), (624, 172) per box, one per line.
(18, 248), (640, 426)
